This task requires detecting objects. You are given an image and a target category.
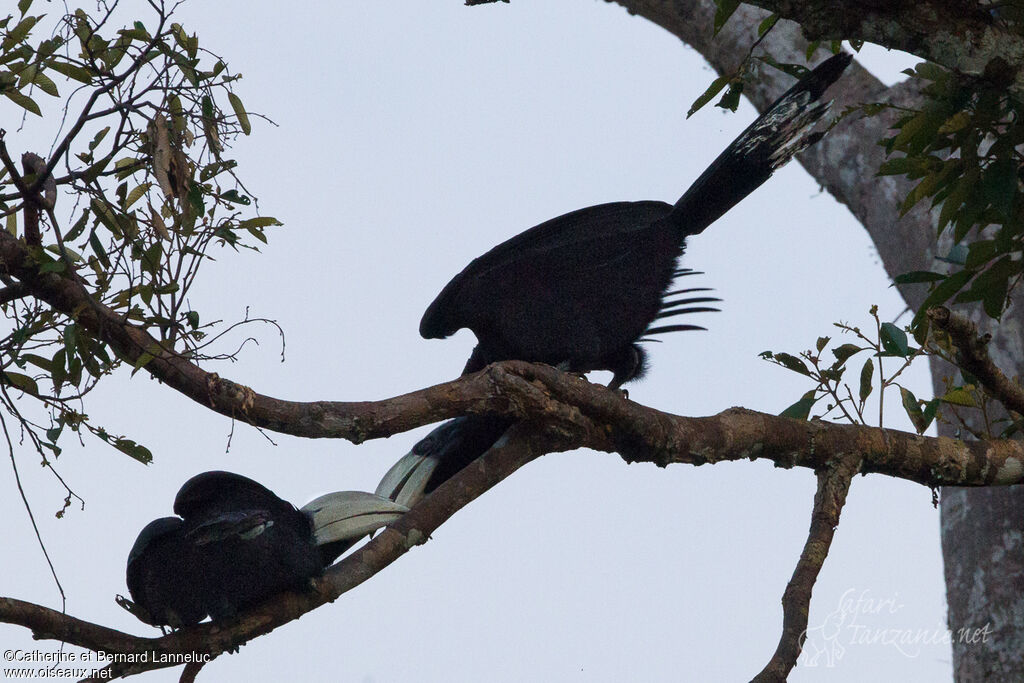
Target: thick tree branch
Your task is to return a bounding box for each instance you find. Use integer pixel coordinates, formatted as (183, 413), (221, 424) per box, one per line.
(0, 360), (1021, 677)
(0, 282), (29, 305)
(0, 194), (1021, 484)
(929, 305), (1024, 416)
(742, 0), (1024, 97)
(753, 453), (861, 682)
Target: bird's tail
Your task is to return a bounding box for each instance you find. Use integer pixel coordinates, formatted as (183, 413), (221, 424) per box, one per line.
(376, 416), (511, 508)
(667, 52), (851, 236)
(301, 491), (409, 565)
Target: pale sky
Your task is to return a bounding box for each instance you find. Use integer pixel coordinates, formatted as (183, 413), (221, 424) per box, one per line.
(0, 3), (948, 682)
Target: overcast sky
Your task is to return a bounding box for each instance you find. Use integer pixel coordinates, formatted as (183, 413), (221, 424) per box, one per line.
(0, 3), (949, 682)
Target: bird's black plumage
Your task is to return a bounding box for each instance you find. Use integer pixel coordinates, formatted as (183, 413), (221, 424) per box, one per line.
(125, 517), (205, 629)
(172, 471), (323, 621)
(124, 471), (407, 628)
(421, 53), (852, 388)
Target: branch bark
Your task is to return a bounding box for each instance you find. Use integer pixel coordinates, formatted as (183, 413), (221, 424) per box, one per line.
(742, 0), (1024, 97)
(928, 305), (1024, 417)
(0, 357), (1023, 678)
(753, 453), (861, 682)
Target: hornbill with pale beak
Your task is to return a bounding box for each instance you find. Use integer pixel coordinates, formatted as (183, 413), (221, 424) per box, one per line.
(123, 471), (408, 629)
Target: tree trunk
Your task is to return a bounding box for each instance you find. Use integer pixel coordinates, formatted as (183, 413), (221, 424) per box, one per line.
(613, 0), (1024, 678)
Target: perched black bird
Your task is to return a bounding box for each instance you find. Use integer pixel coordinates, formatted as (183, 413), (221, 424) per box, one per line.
(123, 471), (408, 628)
(123, 517), (205, 629)
(420, 54), (852, 389)
(377, 416), (511, 507)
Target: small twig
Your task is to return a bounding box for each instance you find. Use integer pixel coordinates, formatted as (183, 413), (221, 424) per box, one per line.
(0, 411), (66, 612)
(928, 306), (1024, 416)
(752, 453), (861, 682)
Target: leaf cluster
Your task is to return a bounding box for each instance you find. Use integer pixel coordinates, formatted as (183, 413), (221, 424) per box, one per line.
(880, 63), (1024, 336)
(0, 1), (281, 485)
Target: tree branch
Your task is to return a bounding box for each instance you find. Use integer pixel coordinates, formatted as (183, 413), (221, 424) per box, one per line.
(753, 453), (861, 681)
(928, 305), (1024, 416)
(0, 363), (1020, 677)
(741, 0), (1024, 97)
(0, 194), (1020, 485)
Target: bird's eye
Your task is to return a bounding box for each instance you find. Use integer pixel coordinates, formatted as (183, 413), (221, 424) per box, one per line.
(239, 519), (274, 540)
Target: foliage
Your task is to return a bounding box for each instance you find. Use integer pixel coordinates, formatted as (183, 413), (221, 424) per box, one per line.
(0, 1), (278, 498)
(762, 305), (1020, 439)
(760, 306), (936, 430)
(873, 62), (1024, 341)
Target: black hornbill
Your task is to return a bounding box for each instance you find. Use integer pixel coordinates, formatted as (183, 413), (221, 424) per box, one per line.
(123, 471), (408, 629)
(383, 55), (853, 504)
(420, 53), (852, 389)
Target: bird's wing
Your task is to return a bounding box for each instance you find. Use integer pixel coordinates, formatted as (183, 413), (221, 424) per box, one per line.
(419, 201), (674, 340)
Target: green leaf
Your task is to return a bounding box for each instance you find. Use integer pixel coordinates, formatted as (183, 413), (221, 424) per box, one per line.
(3, 371), (38, 395)
(772, 352), (811, 376)
(876, 157), (911, 176)
(88, 126), (110, 152)
(757, 13), (779, 36)
(124, 182), (151, 210)
(88, 230), (111, 269)
(964, 240), (998, 270)
(831, 343), (862, 365)
(816, 336), (830, 352)
(937, 168), (977, 234)
(893, 271), (946, 285)
(716, 81), (743, 112)
(113, 438), (153, 464)
(921, 398), (940, 432)
(31, 70), (58, 97)
(900, 386), (927, 434)
(238, 216), (282, 230)
(220, 189), (250, 205)
(687, 75), (730, 118)
(187, 182), (205, 215)
(46, 59), (92, 84)
(880, 322), (910, 357)
(5, 90), (40, 116)
(39, 260), (66, 274)
(228, 91), (250, 135)
(955, 256), (1018, 319)
(937, 111), (971, 134)
(859, 357), (874, 402)
(20, 353), (52, 372)
(982, 157), (1016, 217)
(713, 0), (741, 34)
(2, 15), (38, 50)
(941, 387), (976, 407)
(780, 390), (817, 420)
(50, 348), (66, 391)
(131, 351), (154, 376)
